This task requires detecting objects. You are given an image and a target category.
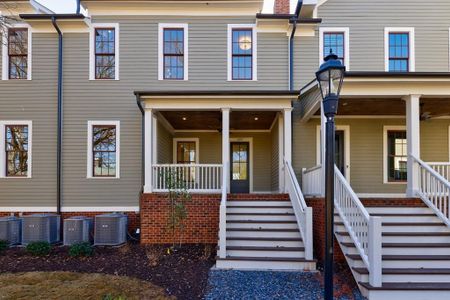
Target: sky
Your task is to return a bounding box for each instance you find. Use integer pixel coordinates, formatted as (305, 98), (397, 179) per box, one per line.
(38, 0), (281, 14)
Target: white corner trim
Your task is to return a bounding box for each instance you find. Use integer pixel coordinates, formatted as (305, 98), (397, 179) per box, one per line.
(230, 137), (254, 193)
(158, 23), (189, 81)
(0, 120), (32, 178)
(87, 120), (120, 179)
(315, 124), (350, 181)
(172, 137), (199, 163)
(227, 24), (257, 81)
(383, 125), (407, 184)
(89, 23), (120, 80)
(384, 27), (415, 72)
(319, 27), (350, 70)
(2, 24), (32, 81)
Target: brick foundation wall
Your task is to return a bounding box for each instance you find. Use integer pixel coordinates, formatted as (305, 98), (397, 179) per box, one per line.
(0, 211), (140, 232)
(140, 193), (220, 244)
(306, 197), (424, 265)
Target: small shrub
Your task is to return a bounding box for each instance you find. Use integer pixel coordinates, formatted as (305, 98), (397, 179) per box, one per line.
(102, 294), (126, 300)
(26, 241), (51, 256)
(69, 242), (94, 257)
(0, 240), (9, 253)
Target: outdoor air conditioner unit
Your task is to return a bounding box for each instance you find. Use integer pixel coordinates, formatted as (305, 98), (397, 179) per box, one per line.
(63, 216), (93, 246)
(0, 216), (22, 245)
(94, 213), (127, 246)
(22, 214), (60, 245)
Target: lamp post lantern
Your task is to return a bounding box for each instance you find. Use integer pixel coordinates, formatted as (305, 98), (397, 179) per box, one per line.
(315, 52), (345, 300)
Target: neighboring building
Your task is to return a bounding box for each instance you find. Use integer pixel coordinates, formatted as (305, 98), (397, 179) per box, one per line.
(2, 0), (450, 298)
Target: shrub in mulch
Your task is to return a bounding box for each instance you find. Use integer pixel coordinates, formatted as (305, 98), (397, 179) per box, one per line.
(69, 242), (94, 257)
(26, 241), (52, 256)
(0, 243), (215, 300)
(0, 240), (8, 254)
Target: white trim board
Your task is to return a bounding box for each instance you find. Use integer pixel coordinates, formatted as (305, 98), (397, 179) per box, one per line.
(230, 137), (254, 193)
(384, 27), (415, 72)
(172, 137), (200, 164)
(0, 206), (140, 212)
(383, 125), (407, 184)
(315, 125), (350, 181)
(86, 120), (121, 179)
(319, 27), (350, 70)
(2, 23), (32, 80)
(89, 23), (120, 80)
(0, 120), (33, 178)
(227, 24), (257, 81)
(158, 23), (189, 81)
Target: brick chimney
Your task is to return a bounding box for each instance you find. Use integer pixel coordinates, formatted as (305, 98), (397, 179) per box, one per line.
(274, 0), (290, 14)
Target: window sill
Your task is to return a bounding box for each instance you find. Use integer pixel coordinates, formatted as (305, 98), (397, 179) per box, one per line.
(383, 180), (407, 185)
(227, 79), (258, 82)
(89, 78), (120, 81)
(0, 176), (32, 179)
(86, 176), (120, 180)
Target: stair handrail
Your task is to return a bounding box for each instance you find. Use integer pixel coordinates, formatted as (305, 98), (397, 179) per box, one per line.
(302, 164), (324, 196)
(334, 165), (382, 287)
(285, 160), (313, 260)
(218, 162), (228, 258)
(412, 155), (450, 227)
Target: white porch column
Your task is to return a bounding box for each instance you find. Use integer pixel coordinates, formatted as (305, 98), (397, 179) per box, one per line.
(283, 108), (292, 164)
(278, 113), (285, 192)
(320, 102), (326, 196)
(404, 94), (421, 197)
(144, 109), (154, 193)
(222, 108), (230, 193)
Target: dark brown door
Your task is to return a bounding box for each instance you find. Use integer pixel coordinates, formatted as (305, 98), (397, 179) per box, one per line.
(335, 130), (345, 176)
(230, 142), (250, 193)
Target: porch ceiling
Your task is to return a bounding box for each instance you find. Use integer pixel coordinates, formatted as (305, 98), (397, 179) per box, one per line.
(160, 110), (277, 130)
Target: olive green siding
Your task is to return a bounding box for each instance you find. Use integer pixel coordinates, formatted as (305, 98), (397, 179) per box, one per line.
(271, 117), (280, 192)
(156, 121), (172, 164)
(0, 33), (58, 207)
(293, 117), (450, 194)
(294, 0), (450, 89)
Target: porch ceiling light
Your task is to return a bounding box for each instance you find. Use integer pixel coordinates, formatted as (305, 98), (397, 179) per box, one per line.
(316, 52), (345, 117)
(182, 117), (187, 121)
(238, 35), (252, 50)
(254, 117), (258, 121)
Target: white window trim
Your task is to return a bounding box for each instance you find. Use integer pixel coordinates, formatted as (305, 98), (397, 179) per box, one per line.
(158, 23), (189, 81)
(0, 120), (32, 178)
(172, 138), (199, 163)
(227, 24), (257, 81)
(383, 125), (407, 184)
(2, 23), (32, 80)
(87, 120), (120, 179)
(319, 27), (350, 70)
(316, 125), (351, 181)
(384, 27), (415, 72)
(89, 23), (120, 80)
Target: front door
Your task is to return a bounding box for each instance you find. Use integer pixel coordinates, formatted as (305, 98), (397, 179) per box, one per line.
(230, 142), (250, 193)
(335, 130), (345, 176)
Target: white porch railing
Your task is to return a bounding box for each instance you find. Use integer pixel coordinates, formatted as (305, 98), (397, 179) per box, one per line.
(152, 164), (223, 192)
(302, 165), (324, 196)
(285, 161), (313, 260)
(428, 162), (450, 182)
(413, 157), (450, 227)
(334, 165), (382, 287)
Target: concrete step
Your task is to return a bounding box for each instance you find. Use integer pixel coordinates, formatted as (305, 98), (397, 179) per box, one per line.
(215, 256), (316, 271)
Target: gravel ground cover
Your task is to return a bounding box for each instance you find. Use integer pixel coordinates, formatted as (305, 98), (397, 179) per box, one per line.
(205, 269), (366, 300)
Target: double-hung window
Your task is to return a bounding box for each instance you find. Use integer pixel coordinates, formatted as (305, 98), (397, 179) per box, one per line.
(385, 28), (415, 72)
(2, 26), (31, 80)
(89, 24), (119, 80)
(384, 127), (407, 183)
(0, 121), (32, 178)
(87, 121), (120, 178)
(158, 24), (188, 80)
(228, 24), (256, 81)
(319, 28), (349, 68)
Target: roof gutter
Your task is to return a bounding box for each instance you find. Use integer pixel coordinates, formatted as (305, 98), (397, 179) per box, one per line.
(289, 0), (303, 91)
(51, 16), (63, 215)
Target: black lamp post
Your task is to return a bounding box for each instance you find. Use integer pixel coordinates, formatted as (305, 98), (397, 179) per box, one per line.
(315, 52), (345, 300)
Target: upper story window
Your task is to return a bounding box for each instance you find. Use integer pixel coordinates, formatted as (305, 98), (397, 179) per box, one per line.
(227, 24), (257, 81)
(87, 121), (120, 179)
(2, 26), (31, 81)
(385, 28), (415, 72)
(89, 24), (119, 80)
(158, 23), (188, 81)
(0, 121), (32, 178)
(319, 28), (350, 69)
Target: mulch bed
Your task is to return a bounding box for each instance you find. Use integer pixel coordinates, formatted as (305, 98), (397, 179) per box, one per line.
(0, 243), (216, 300)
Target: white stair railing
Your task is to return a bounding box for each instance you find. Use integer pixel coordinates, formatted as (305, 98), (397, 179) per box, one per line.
(218, 162), (228, 258)
(302, 165), (324, 196)
(428, 162), (450, 182)
(152, 164), (222, 192)
(412, 156), (450, 227)
(285, 160), (313, 260)
(334, 165), (382, 287)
